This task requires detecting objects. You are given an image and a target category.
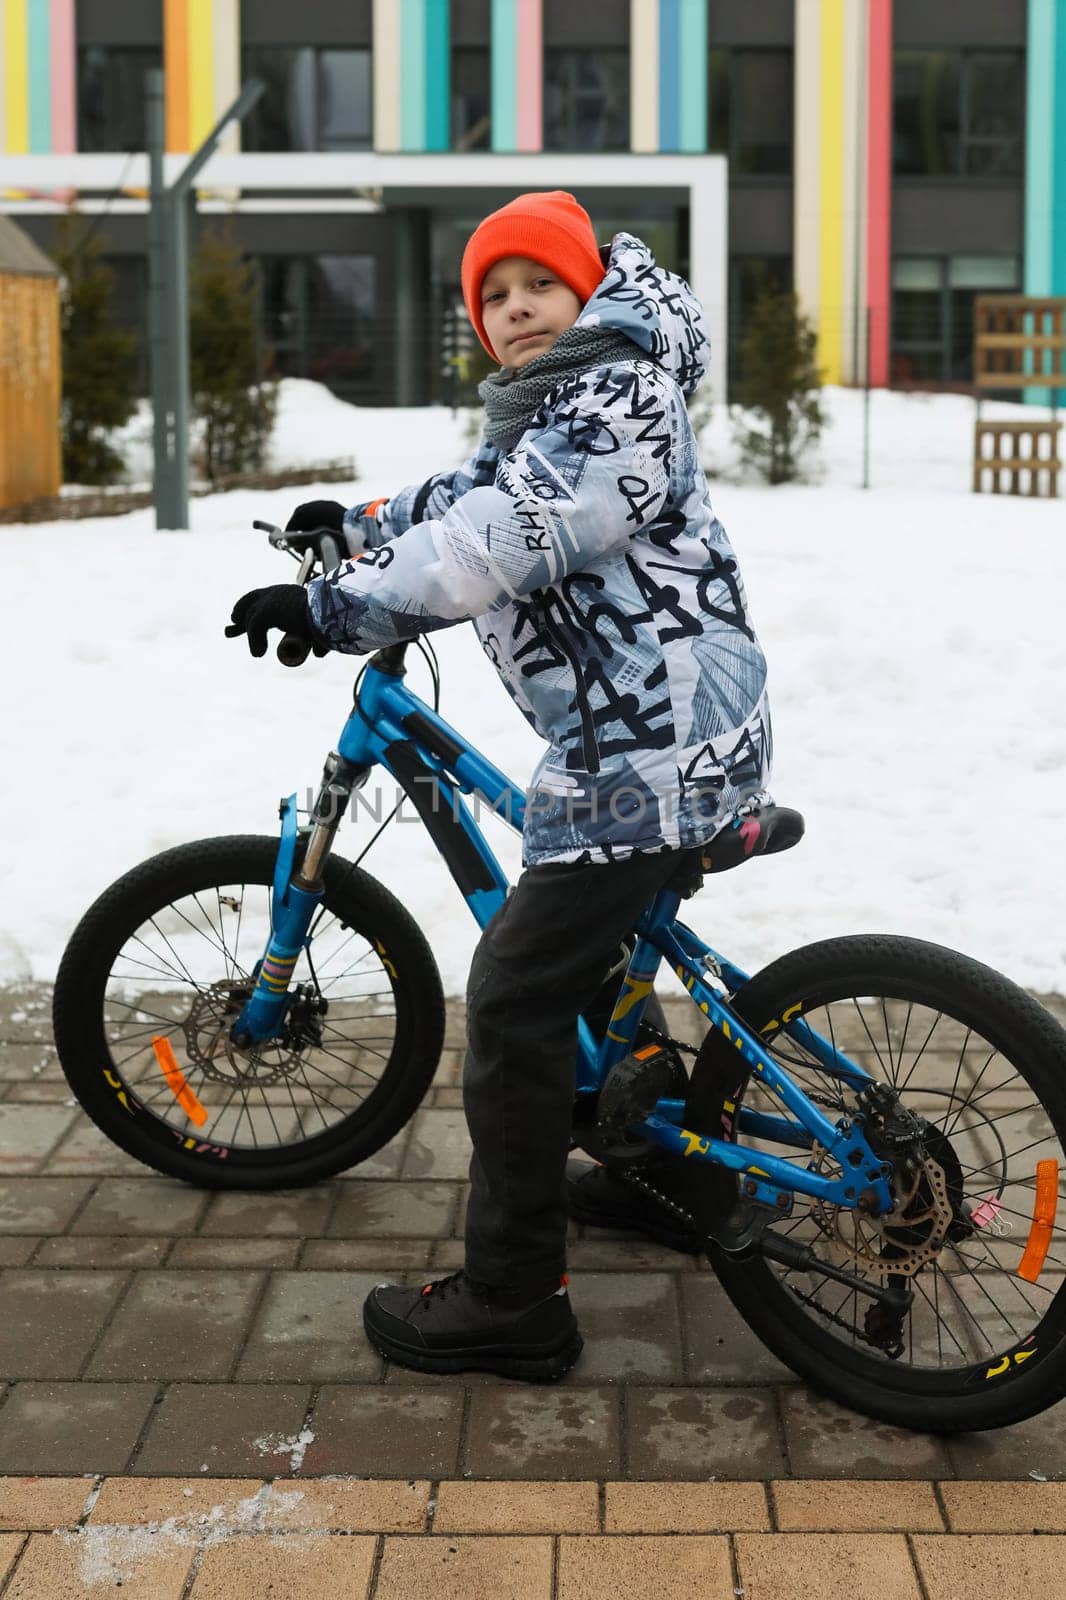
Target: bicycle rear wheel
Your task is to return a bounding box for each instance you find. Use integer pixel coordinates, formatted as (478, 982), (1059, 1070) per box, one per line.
(53, 835), (445, 1188)
(686, 935), (1066, 1431)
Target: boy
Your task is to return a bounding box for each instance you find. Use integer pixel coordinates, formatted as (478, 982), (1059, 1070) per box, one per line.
(227, 190), (772, 1381)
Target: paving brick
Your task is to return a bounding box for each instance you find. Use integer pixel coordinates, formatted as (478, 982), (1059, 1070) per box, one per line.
(0, 1533), (25, 1584)
(0, 1238), (38, 1266)
(566, 1238), (699, 1271)
(678, 1275), (795, 1383)
(431, 1088), (464, 1108)
(299, 1382), (464, 1478)
(189, 1532), (377, 1598)
(941, 1479), (1066, 1532)
(0, 1045), (62, 1081)
(604, 1480), (770, 1532)
(328, 1181), (458, 1238)
(375, 1534), (552, 1600)
(781, 1387), (953, 1479)
(4, 1528), (193, 1598)
(558, 1534), (732, 1598)
(0, 1179), (92, 1234)
(266, 1478), (429, 1532)
(34, 1236), (170, 1268)
(400, 1109), (472, 1181)
(625, 1387), (787, 1480)
(43, 1122), (147, 1176)
(431, 1048), (464, 1087)
(0, 1384), (156, 1474)
(302, 1387), (464, 1477)
(70, 1177), (208, 1235)
(236, 1271), (383, 1381)
(4, 1083), (72, 1103)
(735, 1533), (921, 1600)
(463, 1388), (621, 1480)
(89, 1476), (265, 1528)
(133, 1385), (312, 1476)
(772, 1479), (945, 1532)
(912, 1534), (1066, 1600)
(435, 1479), (599, 1533)
(0, 1478), (93, 1531)
(199, 1187), (336, 1237)
(169, 1237), (301, 1268)
(947, 1403), (1066, 1479)
(566, 1273), (683, 1382)
(87, 1271), (263, 1381)
(337, 1127), (413, 1180)
(301, 1238), (435, 1270)
(0, 1270), (127, 1380)
(0, 988), (53, 1045)
(0, 1106), (78, 1174)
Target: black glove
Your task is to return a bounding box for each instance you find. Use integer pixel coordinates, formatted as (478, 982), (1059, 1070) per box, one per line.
(285, 499), (346, 534)
(224, 584), (329, 659)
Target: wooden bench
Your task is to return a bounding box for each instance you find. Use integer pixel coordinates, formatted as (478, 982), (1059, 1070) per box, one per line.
(973, 418), (1062, 497)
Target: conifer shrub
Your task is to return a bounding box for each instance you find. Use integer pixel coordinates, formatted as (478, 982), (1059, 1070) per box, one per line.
(189, 227), (277, 485)
(54, 215), (138, 485)
(732, 285), (826, 485)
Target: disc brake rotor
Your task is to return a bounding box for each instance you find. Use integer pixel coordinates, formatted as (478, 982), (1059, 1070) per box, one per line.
(182, 980), (306, 1087)
(810, 1138), (957, 1279)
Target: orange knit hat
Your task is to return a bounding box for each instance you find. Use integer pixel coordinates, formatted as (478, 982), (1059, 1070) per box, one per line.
(461, 190), (605, 360)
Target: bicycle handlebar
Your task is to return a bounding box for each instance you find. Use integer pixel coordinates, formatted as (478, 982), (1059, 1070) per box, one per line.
(253, 518), (345, 668)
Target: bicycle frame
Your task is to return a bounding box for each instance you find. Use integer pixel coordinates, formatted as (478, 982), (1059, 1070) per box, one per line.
(231, 651), (893, 1219)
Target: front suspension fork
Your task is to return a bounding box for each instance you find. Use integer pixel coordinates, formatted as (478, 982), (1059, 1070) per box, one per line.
(229, 752), (366, 1046)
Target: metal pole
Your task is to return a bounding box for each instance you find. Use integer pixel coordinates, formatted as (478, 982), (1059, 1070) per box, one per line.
(167, 190), (191, 526)
(147, 75), (265, 531)
(146, 70), (178, 527)
(862, 307), (871, 490)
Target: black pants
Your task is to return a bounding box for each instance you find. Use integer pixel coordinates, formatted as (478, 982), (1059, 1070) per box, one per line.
(462, 848), (687, 1289)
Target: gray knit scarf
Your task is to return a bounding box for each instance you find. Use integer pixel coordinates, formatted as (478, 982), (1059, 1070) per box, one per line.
(478, 325), (641, 451)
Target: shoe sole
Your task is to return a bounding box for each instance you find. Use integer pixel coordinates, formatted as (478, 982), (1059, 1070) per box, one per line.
(362, 1307), (584, 1383)
(567, 1191), (703, 1256)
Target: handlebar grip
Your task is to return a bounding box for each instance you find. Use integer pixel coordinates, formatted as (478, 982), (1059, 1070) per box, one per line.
(277, 632), (312, 668)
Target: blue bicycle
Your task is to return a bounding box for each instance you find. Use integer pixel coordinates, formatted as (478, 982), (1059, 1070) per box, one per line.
(53, 521), (1066, 1430)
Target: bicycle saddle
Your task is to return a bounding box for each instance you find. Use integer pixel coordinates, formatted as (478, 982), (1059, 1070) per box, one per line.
(698, 804), (805, 875)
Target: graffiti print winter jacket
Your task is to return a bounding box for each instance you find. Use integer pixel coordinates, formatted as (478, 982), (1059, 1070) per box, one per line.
(307, 232), (772, 866)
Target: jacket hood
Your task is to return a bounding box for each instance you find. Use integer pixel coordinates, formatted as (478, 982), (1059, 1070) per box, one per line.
(574, 232), (710, 397)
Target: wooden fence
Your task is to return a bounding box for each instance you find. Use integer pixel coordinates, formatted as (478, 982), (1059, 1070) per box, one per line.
(973, 296), (1065, 498)
(0, 271), (61, 511)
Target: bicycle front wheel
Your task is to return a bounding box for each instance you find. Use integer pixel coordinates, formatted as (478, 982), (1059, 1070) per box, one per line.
(53, 836), (445, 1188)
(686, 935), (1066, 1432)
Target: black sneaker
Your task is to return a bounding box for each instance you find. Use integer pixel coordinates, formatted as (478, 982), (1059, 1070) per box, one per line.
(566, 1155), (703, 1255)
(362, 1269), (583, 1383)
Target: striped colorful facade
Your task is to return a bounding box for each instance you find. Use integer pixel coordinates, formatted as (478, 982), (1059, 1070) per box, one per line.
(2, 0), (1064, 388)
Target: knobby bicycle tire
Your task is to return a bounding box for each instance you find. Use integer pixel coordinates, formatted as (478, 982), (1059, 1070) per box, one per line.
(52, 835), (445, 1188)
(685, 935), (1066, 1432)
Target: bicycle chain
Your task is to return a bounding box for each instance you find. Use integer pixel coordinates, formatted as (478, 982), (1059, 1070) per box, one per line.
(621, 1021), (888, 1351)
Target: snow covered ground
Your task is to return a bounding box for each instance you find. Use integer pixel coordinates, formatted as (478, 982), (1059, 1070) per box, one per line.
(3, 379), (1065, 997)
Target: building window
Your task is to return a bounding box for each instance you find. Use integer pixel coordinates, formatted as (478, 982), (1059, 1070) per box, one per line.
(77, 47), (162, 151)
(543, 49), (629, 150)
(709, 49), (793, 177)
(891, 254), (1021, 384)
(729, 255), (793, 395)
(893, 50), (1024, 178)
(452, 46), (490, 149)
(241, 48), (372, 151)
(255, 254), (377, 396)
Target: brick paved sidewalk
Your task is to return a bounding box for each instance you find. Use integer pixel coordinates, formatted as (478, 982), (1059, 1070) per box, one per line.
(2, 1474), (1066, 1597)
(2, 981), (1066, 1594)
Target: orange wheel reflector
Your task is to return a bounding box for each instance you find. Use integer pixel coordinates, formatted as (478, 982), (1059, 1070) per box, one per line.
(151, 1037), (208, 1129)
(1017, 1159), (1059, 1284)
